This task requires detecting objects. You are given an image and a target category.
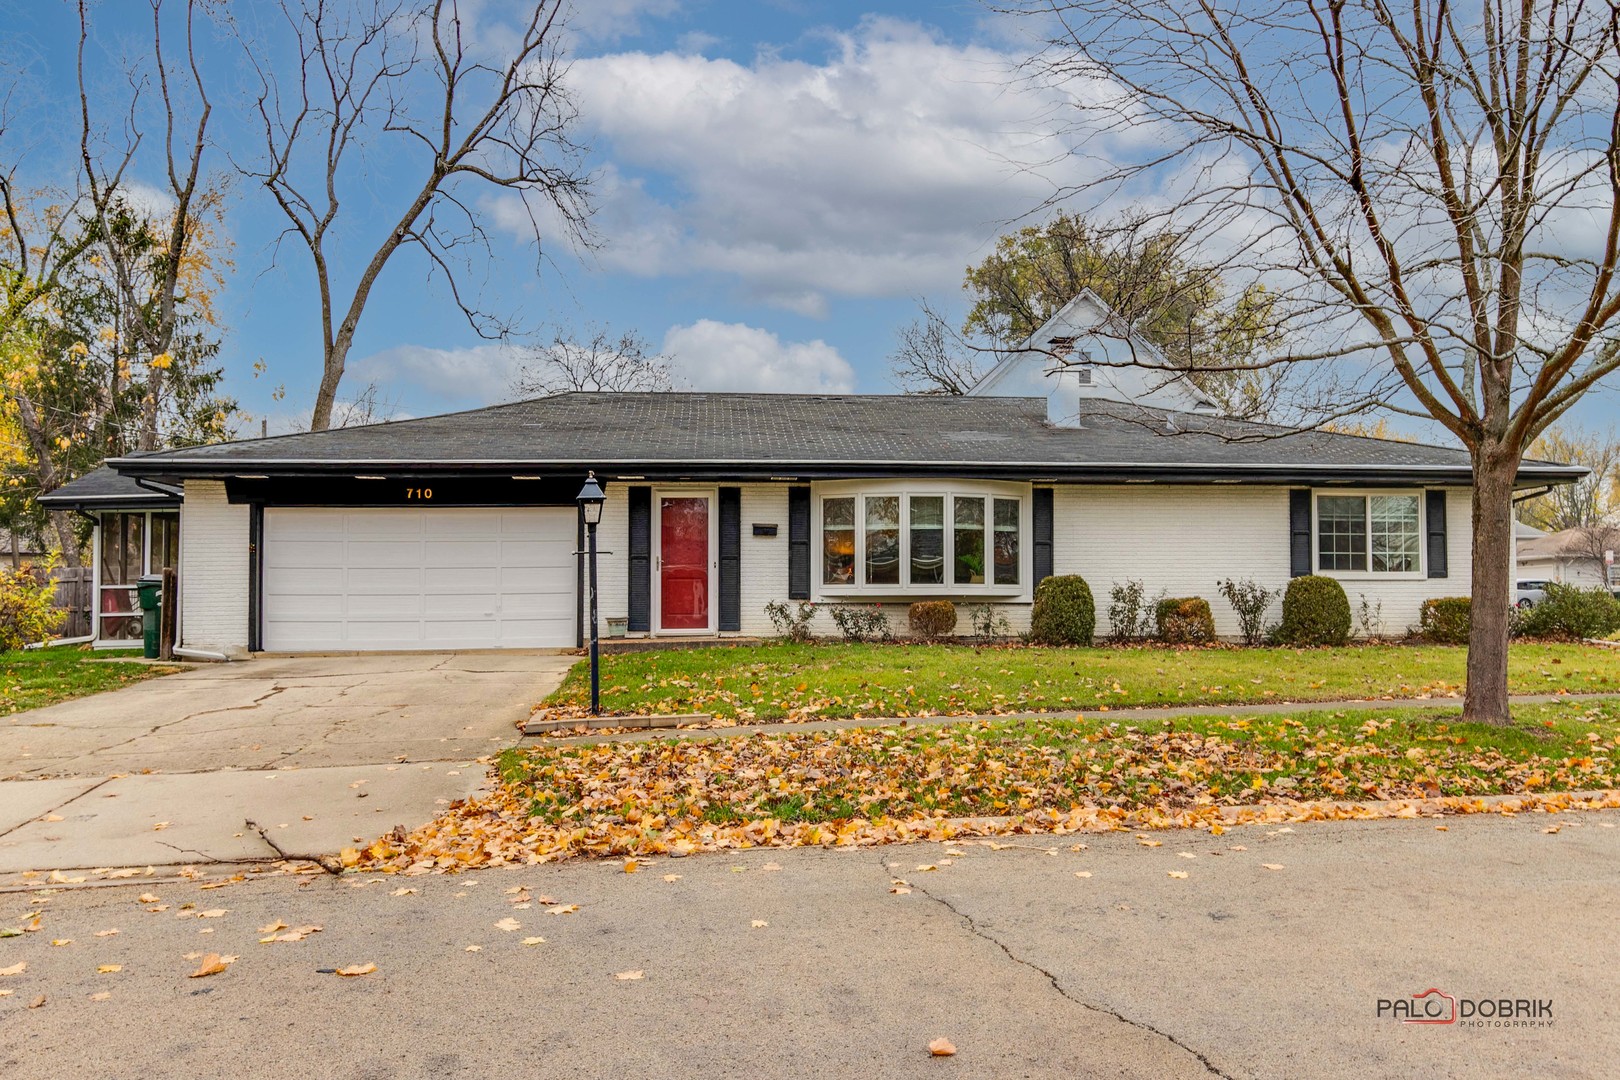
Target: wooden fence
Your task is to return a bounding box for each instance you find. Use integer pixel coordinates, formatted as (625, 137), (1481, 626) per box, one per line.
(51, 566), (93, 640)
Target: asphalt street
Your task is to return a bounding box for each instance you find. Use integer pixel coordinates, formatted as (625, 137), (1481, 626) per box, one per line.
(1, 810), (1613, 1079)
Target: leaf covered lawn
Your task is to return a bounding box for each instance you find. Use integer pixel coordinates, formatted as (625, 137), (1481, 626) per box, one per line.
(539, 641), (1620, 723)
(1, 648), (179, 716)
(359, 698), (1620, 872)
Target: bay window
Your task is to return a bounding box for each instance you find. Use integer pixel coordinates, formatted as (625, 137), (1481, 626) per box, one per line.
(1315, 492), (1421, 575)
(817, 483), (1026, 594)
(865, 496), (901, 586)
(823, 497), (855, 585)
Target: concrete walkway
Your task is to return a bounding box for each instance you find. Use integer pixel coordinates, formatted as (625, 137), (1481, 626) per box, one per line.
(0, 651), (577, 874)
(532, 691), (1620, 748)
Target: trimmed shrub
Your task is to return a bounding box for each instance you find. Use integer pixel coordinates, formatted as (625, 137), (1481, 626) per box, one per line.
(1419, 597), (1471, 645)
(1030, 575), (1096, 646)
(0, 561), (64, 653)
(1155, 597), (1216, 645)
(763, 600), (816, 643)
(908, 600), (958, 640)
(1106, 579), (1153, 641)
(1275, 575), (1352, 646)
(1216, 578), (1278, 646)
(1520, 584), (1620, 640)
(828, 603), (892, 643)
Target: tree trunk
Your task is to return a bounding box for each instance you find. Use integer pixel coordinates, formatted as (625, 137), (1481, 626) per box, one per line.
(309, 345), (348, 432)
(48, 510), (82, 569)
(1462, 449), (1517, 725)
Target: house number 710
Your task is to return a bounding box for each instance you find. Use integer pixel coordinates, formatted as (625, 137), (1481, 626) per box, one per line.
(406, 487), (433, 500)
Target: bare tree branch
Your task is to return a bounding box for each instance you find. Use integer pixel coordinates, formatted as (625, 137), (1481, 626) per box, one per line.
(234, 0), (594, 430)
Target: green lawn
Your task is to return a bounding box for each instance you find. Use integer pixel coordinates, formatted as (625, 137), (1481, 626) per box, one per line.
(1, 647), (180, 716)
(359, 697), (1620, 869)
(542, 641), (1620, 722)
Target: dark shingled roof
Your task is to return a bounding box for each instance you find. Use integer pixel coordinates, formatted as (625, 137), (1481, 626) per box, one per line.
(107, 392), (1584, 486)
(35, 465), (181, 509)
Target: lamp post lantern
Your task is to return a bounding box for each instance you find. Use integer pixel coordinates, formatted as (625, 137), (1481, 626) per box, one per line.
(576, 471), (606, 715)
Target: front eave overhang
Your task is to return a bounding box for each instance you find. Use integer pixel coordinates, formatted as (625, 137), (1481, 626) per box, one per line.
(34, 490), (183, 511)
(107, 456), (1587, 489)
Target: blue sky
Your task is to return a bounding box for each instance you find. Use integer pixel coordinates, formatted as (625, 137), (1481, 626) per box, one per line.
(10, 0), (1062, 428)
(7, 0), (1617, 437)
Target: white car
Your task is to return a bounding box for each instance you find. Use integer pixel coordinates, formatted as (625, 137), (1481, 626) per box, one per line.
(1515, 581), (1549, 609)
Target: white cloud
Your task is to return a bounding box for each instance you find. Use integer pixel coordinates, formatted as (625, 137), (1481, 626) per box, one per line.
(568, 0), (682, 43)
(350, 343), (523, 404)
(565, 19), (1127, 312)
(661, 320), (855, 393)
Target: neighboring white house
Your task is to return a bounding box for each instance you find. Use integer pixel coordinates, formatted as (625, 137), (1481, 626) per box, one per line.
(1516, 524), (1620, 589)
(967, 289), (1220, 423)
(38, 387), (1575, 657)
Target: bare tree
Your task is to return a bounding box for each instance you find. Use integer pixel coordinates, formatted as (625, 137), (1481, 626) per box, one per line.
(888, 304), (986, 395)
(1007, 0), (1620, 723)
(239, 0), (593, 430)
(329, 381), (403, 427)
(511, 327), (676, 397)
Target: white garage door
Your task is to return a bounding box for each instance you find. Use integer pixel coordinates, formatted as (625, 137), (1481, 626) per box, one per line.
(261, 507), (576, 651)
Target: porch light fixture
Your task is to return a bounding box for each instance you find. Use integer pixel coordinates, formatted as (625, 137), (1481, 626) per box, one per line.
(576, 471), (606, 713)
(577, 471), (605, 525)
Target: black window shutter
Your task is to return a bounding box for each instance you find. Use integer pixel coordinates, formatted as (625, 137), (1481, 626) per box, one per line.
(718, 487), (741, 631)
(1425, 489), (1448, 578)
(787, 486), (811, 600)
(1032, 488), (1054, 585)
(627, 487), (651, 632)
(1289, 489), (1313, 577)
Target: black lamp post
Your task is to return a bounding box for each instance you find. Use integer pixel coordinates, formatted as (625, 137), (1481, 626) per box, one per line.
(576, 471), (606, 715)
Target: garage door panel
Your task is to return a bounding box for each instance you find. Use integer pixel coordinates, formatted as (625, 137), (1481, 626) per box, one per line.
(269, 539), (348, 569)
(268, 513), (347, 540)
(345, 593), (427, 618)
(497, 618), (574, 642)
(267, 619), (348, 644)
(492, 566), (576, 592)
(422, 510), (502, 537)
(266, 593), (347, 618)
(423, 539), (501, 569)
(500, 592), (571, 616)
(262, 507), (575, 651)
(424, 593), (502, 617)
(346, 540), (431, 568)
(345, 567), (426, 593)
(264, 566), (347, 594)
(499, 540), (574, 566)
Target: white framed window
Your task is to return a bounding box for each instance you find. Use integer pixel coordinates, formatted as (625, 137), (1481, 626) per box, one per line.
(1314, 492), (1422, 577)
(815, 481), (1028, 596)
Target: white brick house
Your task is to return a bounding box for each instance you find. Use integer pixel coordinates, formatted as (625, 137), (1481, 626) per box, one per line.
(49, 388), (1576, 657)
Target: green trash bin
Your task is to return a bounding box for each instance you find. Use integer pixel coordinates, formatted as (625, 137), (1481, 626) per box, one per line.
(137, 574), (164, 659)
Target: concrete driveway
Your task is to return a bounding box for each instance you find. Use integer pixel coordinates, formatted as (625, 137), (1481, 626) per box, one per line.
(0, 652), (576, 875)
(1, 651), (575, 779)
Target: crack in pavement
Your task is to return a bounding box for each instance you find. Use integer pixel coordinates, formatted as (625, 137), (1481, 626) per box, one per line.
(82, 684), (292, 761)
(0, 776), (114, 839)
(155, 839), (228, 863)
(895, 856), (1238, 1080)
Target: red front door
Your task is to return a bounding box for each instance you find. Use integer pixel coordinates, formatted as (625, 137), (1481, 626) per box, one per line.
(659, 496), (710, 631)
